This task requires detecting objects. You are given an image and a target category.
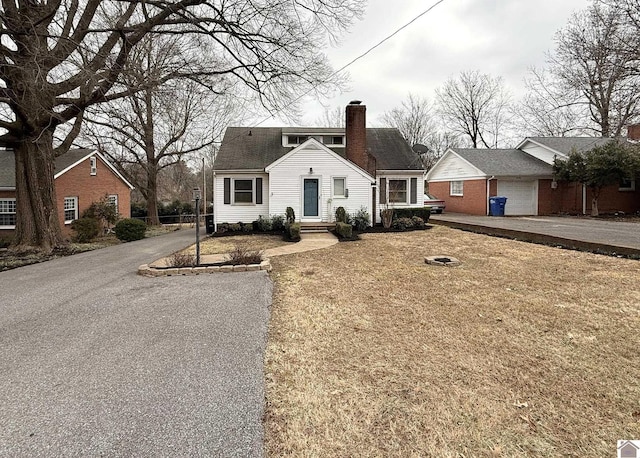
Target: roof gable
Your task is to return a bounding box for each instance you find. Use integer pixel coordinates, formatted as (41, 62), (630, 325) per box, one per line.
(265, 138), (374, 181)
(426, 149), (486, 182)
(0, 148), (134, 189)
(427, 148), (552, 181)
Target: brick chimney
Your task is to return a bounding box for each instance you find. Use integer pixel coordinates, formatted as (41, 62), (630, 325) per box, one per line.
(628, 123), (640, 141)
(345, 101), (374, 174)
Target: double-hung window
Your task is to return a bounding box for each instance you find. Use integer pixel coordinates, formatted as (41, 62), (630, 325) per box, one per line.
(107, 194), (118, 213)
(64, 197), (78, 223)
(450, 181), (464, 196)
(0, 198), (16, 228)
(223, 177), (263, 205)
(90, 157), (97, 175)
(234, 179), (253, 203)
(388, 179), (408, 203)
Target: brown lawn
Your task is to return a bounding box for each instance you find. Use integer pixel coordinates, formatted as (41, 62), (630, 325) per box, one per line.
(265, 225), (640, 457)
(181, 234), (288, 256)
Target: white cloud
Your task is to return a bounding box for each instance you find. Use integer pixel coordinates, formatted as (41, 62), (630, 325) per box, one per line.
(265, 0), (590, 127)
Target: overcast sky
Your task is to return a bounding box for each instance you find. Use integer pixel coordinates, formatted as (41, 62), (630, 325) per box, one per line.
(267, 0), (591, 127)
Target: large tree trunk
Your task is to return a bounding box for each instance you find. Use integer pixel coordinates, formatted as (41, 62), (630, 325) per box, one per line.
(146, 164), (160, 226)
(12, 130), (65, 253)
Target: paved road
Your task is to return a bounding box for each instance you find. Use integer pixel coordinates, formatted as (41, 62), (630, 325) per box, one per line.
(0, 229), (271, 457)
(431, 213), (640, 253)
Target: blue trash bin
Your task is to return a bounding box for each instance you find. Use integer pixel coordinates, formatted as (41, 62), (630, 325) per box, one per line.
(489, 196), (507, 216)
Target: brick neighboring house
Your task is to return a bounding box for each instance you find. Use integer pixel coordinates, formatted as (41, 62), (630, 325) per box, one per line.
(426, 135), (640, 216)
(0, 148), (134, 239)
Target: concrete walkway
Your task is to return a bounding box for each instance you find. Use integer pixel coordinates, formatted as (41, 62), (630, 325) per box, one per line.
(430, 213), (640, 257)
(151, 231), (339, 267)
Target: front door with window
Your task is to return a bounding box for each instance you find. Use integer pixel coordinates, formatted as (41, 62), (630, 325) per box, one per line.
(303, 178), (319, 218)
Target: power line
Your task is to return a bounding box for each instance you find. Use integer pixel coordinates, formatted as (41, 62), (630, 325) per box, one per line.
(251, 0), (449, 128)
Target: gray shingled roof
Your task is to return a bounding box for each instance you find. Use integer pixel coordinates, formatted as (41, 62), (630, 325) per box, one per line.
(525, 137), (614, 155)
(451, 148), (553, 176)
(0, 148), (95, 188)
(214, 127), (422, 171)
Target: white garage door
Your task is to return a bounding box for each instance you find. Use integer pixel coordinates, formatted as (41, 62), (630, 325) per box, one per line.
(497, 180), (538, 215)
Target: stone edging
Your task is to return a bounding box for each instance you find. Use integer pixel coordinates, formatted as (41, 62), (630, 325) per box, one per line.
(138, 259), (271, 277)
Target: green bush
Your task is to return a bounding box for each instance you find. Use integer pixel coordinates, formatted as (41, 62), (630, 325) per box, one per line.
(335, 221), (353, 238)
(82, 196), (118, 226)
(114, 218), (147, 242)
(351, 206), (370, 231)
(229, 223), (242, 232)
(71, 217), (101, 243)
(393, 217), (414, 231)
(335, 206), (347, 223)
(285, 207), (296, 224)
(253, 215), (272, 232)
(0, 237), (11, 249)
(285, 222), (301, 242)
(216, 222), (230, 234)
(411, 216), (425, 229)
(270, 214), (285, 231)
(393, 207), (431, 223)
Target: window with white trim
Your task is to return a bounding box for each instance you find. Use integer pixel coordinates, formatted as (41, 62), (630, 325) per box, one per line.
(619, 178), (636, 191)
(333, 177), (346, 197)
(0, 198), (16, 228)
(324, 136), (344, 145)
(388, 179), (408, 203)
(234, 179), (254, 204)
(90, 156), (97, 175)
(64, 197), (78, 223)
(450, 181), (463, 196)
(107, 194), (118, 213)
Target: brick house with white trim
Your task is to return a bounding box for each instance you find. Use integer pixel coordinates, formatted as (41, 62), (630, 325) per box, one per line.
(0, 148), (134, 240)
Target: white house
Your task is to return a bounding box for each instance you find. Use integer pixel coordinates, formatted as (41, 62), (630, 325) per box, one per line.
(213, 101), (425, 227)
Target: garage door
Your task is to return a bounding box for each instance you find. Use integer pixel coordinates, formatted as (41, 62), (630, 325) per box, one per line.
(497, 180), (537, 215)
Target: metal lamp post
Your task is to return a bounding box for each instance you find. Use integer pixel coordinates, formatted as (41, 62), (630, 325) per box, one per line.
(193, 187), (201, 266)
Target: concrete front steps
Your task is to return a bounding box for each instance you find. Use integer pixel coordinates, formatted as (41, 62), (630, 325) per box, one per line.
(299, 222), (335, 234)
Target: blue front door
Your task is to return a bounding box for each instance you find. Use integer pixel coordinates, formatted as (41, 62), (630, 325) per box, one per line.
(303, 179), (319, 217)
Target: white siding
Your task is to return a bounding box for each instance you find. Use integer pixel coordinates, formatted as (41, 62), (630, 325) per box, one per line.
(214, 173), (269, 223)
(426, 151), (485, 181)
(375, 173), (425, 224)
(268, 144), (373, 223)
(519, 142), (565, 165)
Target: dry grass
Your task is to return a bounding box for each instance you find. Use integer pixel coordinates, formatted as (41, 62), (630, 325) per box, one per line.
(181, 234), (287, 256)
(265, 226), (640, 457)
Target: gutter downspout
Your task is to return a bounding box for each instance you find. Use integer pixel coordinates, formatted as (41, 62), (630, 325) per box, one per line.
(213, 170), (217, 233)
(582, 184), (587, 215)
(486, 176), (495, 215)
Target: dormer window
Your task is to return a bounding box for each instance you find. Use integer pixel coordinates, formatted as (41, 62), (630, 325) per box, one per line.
(90, 156), (97, 175)
(324, 136), (344, 145)
(288, 135), (308, 145)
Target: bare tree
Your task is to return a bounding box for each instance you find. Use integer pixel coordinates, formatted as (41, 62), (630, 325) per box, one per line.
(381, 93), (460, 170)
(547, 2), (640, 137)
(381, 94), (436, 147)
(83, 35), (241, 225)
(315, 106), (345, 127)
(0, 0), (364, 252)
(516, 68), (590, 137)
(435, 71), (512, 148)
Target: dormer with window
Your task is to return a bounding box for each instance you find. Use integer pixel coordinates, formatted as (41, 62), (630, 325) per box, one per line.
(282, 128), (345, 147)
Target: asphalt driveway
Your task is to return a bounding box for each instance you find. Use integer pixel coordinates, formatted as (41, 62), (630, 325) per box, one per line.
(431, 213), (640, 255)
(0, 229), (271, 457)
